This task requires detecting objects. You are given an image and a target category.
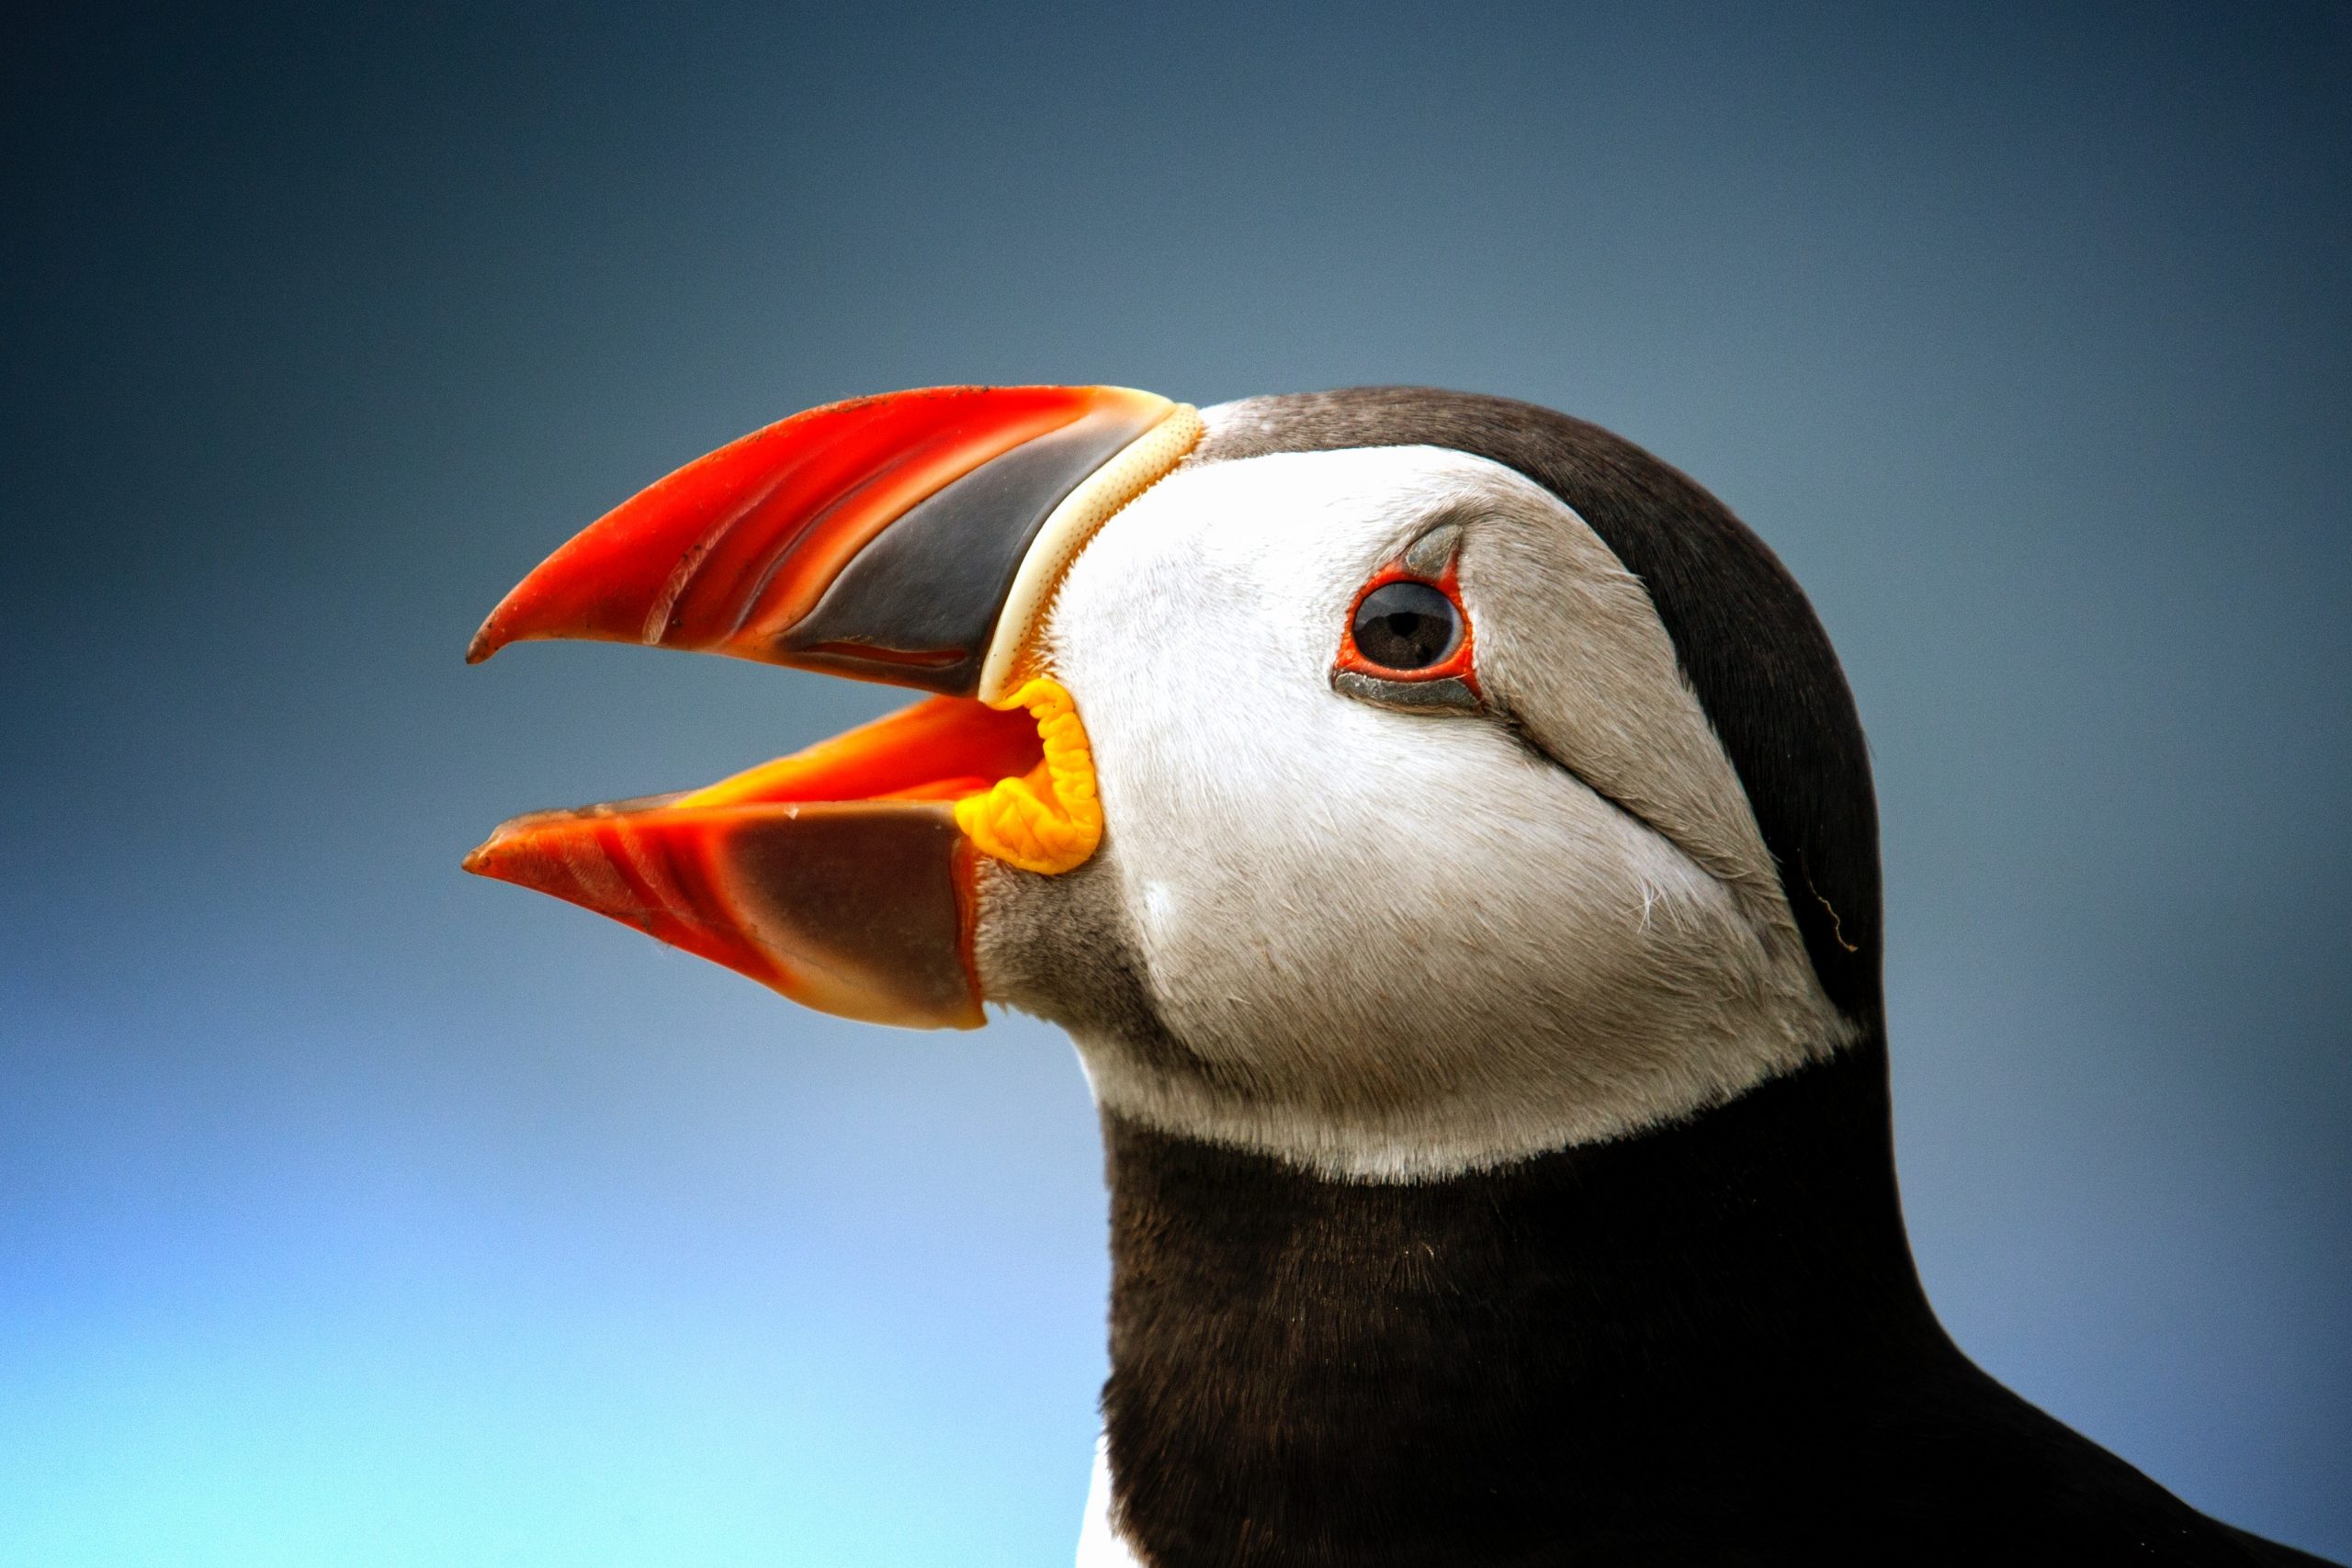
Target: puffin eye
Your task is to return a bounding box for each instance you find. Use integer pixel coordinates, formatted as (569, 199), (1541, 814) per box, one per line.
(1331, 565), (1482, 716)
(1351, 581), (1462, 671)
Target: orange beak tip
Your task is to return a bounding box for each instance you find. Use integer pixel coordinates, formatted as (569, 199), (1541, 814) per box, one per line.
(466, 604), (518, 664)
(461, 820), (558, 888)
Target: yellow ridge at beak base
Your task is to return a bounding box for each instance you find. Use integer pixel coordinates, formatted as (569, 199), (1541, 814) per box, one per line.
(955, 678), (1102, 874)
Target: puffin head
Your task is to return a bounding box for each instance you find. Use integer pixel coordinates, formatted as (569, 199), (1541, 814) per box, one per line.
(467, 385), (1880, 1180)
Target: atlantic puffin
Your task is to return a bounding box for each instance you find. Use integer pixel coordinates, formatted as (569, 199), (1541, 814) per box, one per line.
(463, 385), (2337, 1567)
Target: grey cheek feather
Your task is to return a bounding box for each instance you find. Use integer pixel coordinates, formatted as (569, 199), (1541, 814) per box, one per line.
(970, 854), (1236, 1093)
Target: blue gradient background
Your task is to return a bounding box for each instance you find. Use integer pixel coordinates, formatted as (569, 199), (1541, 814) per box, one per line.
(6, 4), (2346, 1562)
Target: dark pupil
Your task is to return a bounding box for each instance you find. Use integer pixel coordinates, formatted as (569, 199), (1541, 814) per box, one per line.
(1351, 580), (1462, 671)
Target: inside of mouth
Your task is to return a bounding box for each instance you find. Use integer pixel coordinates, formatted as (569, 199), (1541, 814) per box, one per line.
(666, 694), (1046, 810)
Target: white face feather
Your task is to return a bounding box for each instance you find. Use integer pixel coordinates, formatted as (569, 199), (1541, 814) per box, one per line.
(984, 439), (1854, 1180)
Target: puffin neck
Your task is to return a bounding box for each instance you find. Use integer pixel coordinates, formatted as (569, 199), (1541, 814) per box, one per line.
(1098, 1038), (1949, 1567)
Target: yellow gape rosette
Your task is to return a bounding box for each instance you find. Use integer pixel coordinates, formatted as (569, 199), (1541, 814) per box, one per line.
(954, 677), (1102, 874)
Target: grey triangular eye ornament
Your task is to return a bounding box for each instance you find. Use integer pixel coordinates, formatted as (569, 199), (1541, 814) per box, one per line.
(1330, 521), (1483, 716)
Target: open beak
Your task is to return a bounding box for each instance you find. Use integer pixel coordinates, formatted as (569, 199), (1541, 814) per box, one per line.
(463, 385), (1200, 1028)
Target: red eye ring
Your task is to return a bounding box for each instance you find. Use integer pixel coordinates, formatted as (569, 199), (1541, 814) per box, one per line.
(1336, 558), (1480, 694)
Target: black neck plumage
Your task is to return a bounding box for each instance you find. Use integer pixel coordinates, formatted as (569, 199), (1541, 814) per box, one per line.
(1098, 1039), (1966, 1566)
